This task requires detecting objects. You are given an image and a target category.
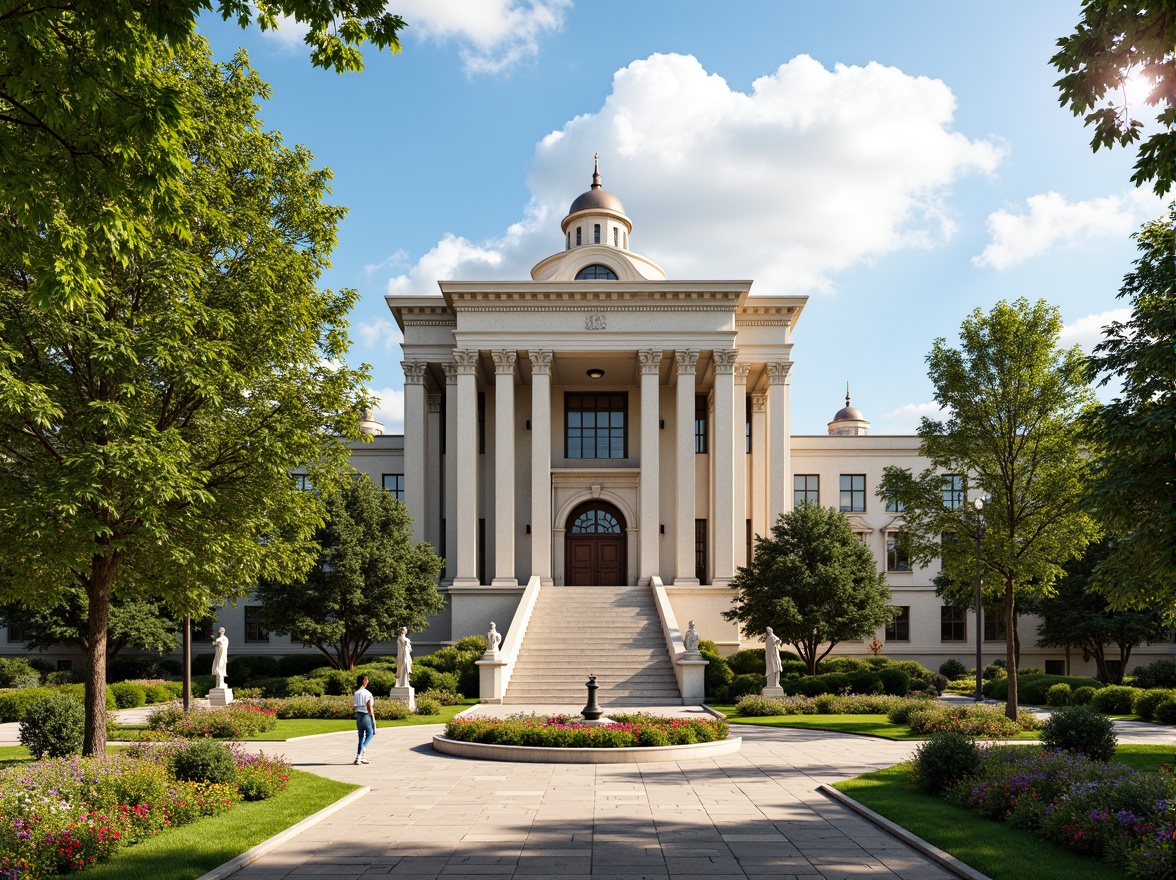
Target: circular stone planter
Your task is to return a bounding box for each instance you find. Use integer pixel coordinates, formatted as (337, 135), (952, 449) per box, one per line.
(431, 734), (742, 764)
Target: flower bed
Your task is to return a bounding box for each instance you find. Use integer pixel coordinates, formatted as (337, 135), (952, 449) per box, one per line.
(903, 703), (1039, 738)
(443, 713), (728, 748)
(146, 703), (278, 738)
(735, 693), (928, 717)
(940, 746), (1175, 878)
(0, 745), (291, 877)
(238, 694), (414, 720)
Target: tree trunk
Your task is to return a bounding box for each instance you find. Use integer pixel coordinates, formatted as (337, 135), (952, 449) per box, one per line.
(1092, 643), (1109, 682)
(83, 554), (117, 758)
(1004, 582), (1018, 721)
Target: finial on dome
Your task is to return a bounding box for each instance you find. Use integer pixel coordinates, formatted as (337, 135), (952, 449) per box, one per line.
(591, 153), (602, 190)
(845, 381), (851, 408)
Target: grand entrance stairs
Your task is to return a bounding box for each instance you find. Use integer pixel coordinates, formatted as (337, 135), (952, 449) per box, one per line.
(503, 585), (683, 706)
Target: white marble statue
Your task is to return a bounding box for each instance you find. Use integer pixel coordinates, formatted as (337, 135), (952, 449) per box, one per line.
(211, 627), (229, 689)
(395, 627), (413, 688)
(683, 620), (700, 654)
(486, 621), (502, 654)
(764, 627), (783, 690)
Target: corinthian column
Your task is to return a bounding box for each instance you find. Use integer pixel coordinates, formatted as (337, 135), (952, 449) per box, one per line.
(442, 363), (458, 584)
(401, 360), (427, 545)
(426, 394), (442, 550)
(638, 349), (662, 584)
(674, 349), (699, 585)
(491, 350), (517, 587)
(751, 392), (767, 544)
(733, 363), (750, 570)
(452, 350), (480, 586)
(528, 350), (553, 584)
(766, 361), (792, 525)
(712, 349), (738, 586)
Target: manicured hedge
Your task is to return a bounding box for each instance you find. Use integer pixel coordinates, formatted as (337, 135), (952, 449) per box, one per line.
(0, 684), (115, 723)
(983, 673), (1101, 704)
(444, 713), (728, 748)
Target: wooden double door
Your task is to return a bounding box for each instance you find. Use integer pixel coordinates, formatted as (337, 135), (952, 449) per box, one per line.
(564, 500), (627, 586)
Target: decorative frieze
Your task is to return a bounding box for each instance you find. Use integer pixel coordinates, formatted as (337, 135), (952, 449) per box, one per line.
(584, 313), (607, 330)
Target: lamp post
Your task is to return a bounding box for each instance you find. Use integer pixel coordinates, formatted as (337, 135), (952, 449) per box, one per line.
(973, 495), (986, 702)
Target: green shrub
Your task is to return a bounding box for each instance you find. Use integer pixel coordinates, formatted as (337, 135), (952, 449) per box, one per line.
(817, 657), (871, 674)
(1154, 698), (1176, 725)
(226, 654), (279, 684)
(0, 683), (113, 722)
(172, 739), (237, 784)
(906, 703), (1034, 738)
(283, 674), (323, 696)
(454, 634), (488, 653)
(110, 681), (147, 709)
(876, 667), (911, 696)
(982, 663), (1007, 681)
(1018, 667), (1042, 675)
(727, 673), (763, 701)
(1039, 705), (1116, 760)
(45, 669), (84, 686)
(419, 687), (463, 706)
(726, 649), (765, 676)
(1045, 683), (1071, 707)
(275, 654), (328, 676)
(1069, 685), (1097, 706)
(250, 676), (290, 697)
(410, 667), (460, 694)
(353, 664), (396, 695)
(913, 733), (980, 794)
(106, 655), (177, 682)
(984, 673), (1101, 704)
(142, 683), (173, 704)
(19, 692), (85, 758)
(0, 656), (42, 689)
(700, 648), (733, 701)
(938, 659), (967, 680)
(414, 695), (442, 716)
(413, 645), (482, 697)
(1132, 688), (1176, 721)
(1130, 659), (1176, 690)
(1089, 684), (1143, 715)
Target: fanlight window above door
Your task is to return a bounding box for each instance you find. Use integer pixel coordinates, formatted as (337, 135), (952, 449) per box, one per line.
(570, 507), (622, 534)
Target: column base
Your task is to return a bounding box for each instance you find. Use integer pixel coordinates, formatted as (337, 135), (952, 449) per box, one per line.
(490, 577), (519, 587)
(673, 577), (701, 586)
(711, 577), (733, 588)
(451, 577), (481, 587)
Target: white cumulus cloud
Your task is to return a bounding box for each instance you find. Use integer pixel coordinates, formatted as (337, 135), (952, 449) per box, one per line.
(877, 402), (948, 435)
(387, 53), (1003, 298)
(1060, 308), (1132, 352)
(973, 189), (1164, 270)
(355, 318), (403, 350)
(369, 386), (404, 434)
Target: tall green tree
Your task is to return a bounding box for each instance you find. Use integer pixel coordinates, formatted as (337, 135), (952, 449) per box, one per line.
(1082, 209), (1176, 619)
(1036, 538), (1168, 683)
(724, 503), (893, 675)
(255, 474), (445, 670)
(1051, 1), (1176, 196)
(878, 299), (1098, 719)
(0, 43), (369, 756)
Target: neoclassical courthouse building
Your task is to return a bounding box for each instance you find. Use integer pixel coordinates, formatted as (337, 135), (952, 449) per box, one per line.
(5, 164), (1169, 685)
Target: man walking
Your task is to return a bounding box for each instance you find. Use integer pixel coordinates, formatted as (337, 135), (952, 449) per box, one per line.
(353, 674), (375, 764)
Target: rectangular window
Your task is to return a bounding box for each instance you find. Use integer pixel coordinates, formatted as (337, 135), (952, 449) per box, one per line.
(477, 518), (486, 585)
(745, 397), (752, 454)
(56, 659), (73, 672)
(6, 623), (24, 643)
(886, 606), (911, 641)
(695, 519), (707, 583)
(694, 395), (708, 453)
(593, 223), (601, 244)
(565, 393), (627, 459)
(613, 228), (618, 246)
(477, 391), (486, 455)
(885, 496), (905, 512)
(1044, 659), (1065, 676)
(244, 606), (269, 643)
(886, 532), (911, 571)
(941, 606), (967, 642)
(576, 227), (582, 246)
(192, 615), (215, 641)
(839, 474), (866, 512)
(943, 474), (965, 509)
(746, 519), (753, 567)
(382, 473), (404, 500)
(794, 474), (819, 507)
(983, 607), (1006, 642)
(1105, 659), (1122, 681)
(291, 474), (311, 490)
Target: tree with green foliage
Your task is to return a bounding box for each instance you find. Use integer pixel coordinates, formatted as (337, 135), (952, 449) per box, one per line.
(1082, 208), (1176, 620)
(255, 474), (445, 670)
(0, 44), (369, 757)
(724, 503), (893, 675)
(878, 299), (1098, 720)
(1036, 538), (1168, 683)
(1052, 1), (1176, 196)
(0, 591), (180, 663)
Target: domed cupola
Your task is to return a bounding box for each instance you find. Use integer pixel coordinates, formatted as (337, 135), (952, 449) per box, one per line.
(560, 154), (633, 252)
(827, 384), (870, 436)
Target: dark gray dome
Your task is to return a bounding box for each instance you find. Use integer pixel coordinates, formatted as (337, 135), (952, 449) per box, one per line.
(832, 405), (865, 422)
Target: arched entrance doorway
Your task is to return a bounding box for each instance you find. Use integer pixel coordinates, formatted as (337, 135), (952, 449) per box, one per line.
(564, 500), (627, 586)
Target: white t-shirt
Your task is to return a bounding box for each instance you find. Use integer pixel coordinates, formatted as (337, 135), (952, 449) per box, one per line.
(353, 687), (373, 714)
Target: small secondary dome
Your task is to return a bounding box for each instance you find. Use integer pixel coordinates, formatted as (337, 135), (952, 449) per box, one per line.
(828, 384), (870, 436)
(567, 154), (625, 216)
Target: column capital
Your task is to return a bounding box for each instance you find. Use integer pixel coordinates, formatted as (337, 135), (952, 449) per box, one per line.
(491, 350), (517, 375)
(638, 349), (663, 374)
(751, 393), (767, 412)
(527, 349), (553, 375)
(454, 350), (480, 374)
(734, 363), (751, 385)
(713, 348), (739, 374)
(675, 349), (699, 374)
(442, 362), (457, 385)
(401, 360), (427, 384)
(766, 361), (792, 383)
(427, 394), (442, 413)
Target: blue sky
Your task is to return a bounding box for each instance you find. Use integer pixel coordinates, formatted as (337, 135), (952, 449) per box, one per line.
(198, 1), (1168, 435)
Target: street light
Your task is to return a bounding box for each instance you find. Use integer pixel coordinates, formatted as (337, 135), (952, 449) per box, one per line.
(973, 495), (987, 702)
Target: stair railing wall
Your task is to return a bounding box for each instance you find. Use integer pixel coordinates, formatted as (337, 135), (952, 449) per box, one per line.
(649, 575), (708, 704)
(477, 574), (543, 703)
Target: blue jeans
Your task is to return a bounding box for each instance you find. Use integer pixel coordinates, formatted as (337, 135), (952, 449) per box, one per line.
(356, 712), (375, 754)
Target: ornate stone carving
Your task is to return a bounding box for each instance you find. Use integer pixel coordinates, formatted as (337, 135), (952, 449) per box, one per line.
(441, 362), (457, 385)
(734, 363), (751, 385)
(491, 350), (517, 375)
(584, 313), (607, 330)
(528, 350), (553, 375)
(751, 393), (767, 413)
(401, 360), (427, 384)
(712, 348), (739, 374)
(766, 361), (792, 383)
(453, 350), (480, 374)
(675, 349), (699, 374)
(638, 349), (663, 374)
(427, 394), (442, 413)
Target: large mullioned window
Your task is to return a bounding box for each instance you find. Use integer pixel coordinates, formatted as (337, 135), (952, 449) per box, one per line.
(565, 393), (627, 459)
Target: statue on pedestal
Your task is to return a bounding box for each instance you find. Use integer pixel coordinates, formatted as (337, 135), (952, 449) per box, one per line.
(764, 627), (783, 690)
(212, 627), (229, 689)
(683, 620), (700, 654)
(486, 622), (502, 655)
(395, 627), (413, 689)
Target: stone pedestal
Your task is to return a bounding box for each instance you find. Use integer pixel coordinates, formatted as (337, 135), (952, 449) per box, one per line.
(760, 686), (784, 698)
(208, 687), (234, 707)
(476, 653), (506, 704)
(389, 686), (416, 711)
(677, 656), (709, 705)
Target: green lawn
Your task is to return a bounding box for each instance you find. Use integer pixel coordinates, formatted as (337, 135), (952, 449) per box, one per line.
(80, 769), (358, 880)
(0, 744), (32, 769)
(832, 745), (1170, 880)
(715, 708), (1040, 741)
